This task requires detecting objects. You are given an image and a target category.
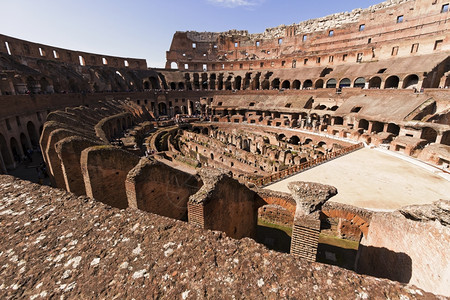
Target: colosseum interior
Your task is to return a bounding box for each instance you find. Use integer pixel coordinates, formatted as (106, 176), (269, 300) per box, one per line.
(0, 0), (449, 298)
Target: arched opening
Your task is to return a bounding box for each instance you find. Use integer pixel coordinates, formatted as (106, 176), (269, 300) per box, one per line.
(339, 78), (351, 88)
(369, 77), (382, 89)
(318, 141), (327, 148)
(40, 77), (51, 93)
(234, 76), (242, 90)
(261, 80), (270, 90)
(143, 81), (150, 89)
(441, 131), (450, 146)
(210, 74), (217, 90)
(303, 80), (313, 89)
(358, 119), (369, 131)
(281, 80), (290, 89)
(354, 77), (366, 88)
(304, 138), (312, 145)
(334, 117), (344, 125)
(326, 78), (337, 89)
(271, 78), (280, 89)
(314, 79), (324, 89)
(289, 136), (300, 145)
(225, 76), (232, 90)
(193, 73), (200, 90)
(170, 82), (176, 90)
(202, 73), (208, 90)
(26, 121), (39, 147)
(402, 74), (419, 89)
(0, 134), (13, 168)
(149, 77), (160, 89)
(178, 82), (185, 90)
(158, 102), (167, 115)
(20, 133), (30, 153)
(387, 123), (400, 135)
(292, 80), (301, 89)
(10, 137), (21, 162)
(320, 68), (333, 77)
(277, 134), (286, 141)
(170, 62), (178, 69)
(420, 127), (437, 144)
(385, 76), (399, 89)
(371, 121), (384, 133)
(202, 127), (209, 136)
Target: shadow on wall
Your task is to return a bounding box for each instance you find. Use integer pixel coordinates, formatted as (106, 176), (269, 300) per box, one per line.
(356, 246), (412, 284)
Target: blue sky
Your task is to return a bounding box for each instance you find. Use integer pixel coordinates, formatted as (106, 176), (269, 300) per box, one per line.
(0, 0), (382, 68)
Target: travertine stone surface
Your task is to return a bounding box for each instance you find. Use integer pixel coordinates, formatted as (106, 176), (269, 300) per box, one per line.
(0, 175), (437, 299)
(288, 181), (337, 217)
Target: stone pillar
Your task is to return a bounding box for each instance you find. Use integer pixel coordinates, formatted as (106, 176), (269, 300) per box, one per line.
(288, 181), (337, 262)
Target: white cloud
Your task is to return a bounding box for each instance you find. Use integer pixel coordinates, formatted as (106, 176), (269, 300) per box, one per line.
(207, 0), (263, 8)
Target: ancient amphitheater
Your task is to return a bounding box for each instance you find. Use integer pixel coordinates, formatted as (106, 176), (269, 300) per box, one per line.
(0, 0), (449, 298)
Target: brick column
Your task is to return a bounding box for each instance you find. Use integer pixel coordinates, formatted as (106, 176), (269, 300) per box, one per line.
(288, 181), (337, 261)
(291, 214), (321, 261)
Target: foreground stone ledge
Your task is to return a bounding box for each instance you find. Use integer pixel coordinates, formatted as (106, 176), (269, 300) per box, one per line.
(0, 175), (438, 299)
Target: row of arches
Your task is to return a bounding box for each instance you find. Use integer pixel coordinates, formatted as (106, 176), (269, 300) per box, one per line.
(163, 73), (421, 91)
(0, 120), (41, 171)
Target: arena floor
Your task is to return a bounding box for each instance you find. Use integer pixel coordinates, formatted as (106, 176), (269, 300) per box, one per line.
(265, 147), (450, 211)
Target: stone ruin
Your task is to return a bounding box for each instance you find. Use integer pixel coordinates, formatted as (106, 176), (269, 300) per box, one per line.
(0, 0), (449, 297)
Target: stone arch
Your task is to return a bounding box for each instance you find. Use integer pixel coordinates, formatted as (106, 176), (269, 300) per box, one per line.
(420, 127), (437, 143)
(318, 141), (327, 148)
(149, 76), (160, 89)
(303, 80), (313, 89)
(369, 76), (382, 88)
(158, 102), (167, 115)
(321, 207), (370, 237)
(10, 137), (21, 161)
(339, 78), (351, 88)
(333, 116), (344, 125)
(193, 73), (200, 90)
(289, 135), (300, 145)
(326, 78), (337, 88)
(387, 123), (400, 135)
(20, 133), (30, 153)
(281, 80), (290, 89)
(385, 76), (400, 89)
(358, 119), (369, 130)
(271, 78), (280, 89)
(261, 79), (270, 90)
(314, 79), (324, 89)
(402, 74), (419, 89)
(178, 82), (185, 90)
(40, 77), (52, 93)
(170, 82), (176, 90)
(441, 131), (450, 146)
(27, 121), (39, 147)
(292, 80), (301, 89)
(354, 77), (366, 88)
(201, 73), (208, 90)
(0, 133), (13, 168)
(234, 76), (242, 90)
(371, 121), (384, 133)
(277, 134), (286, 141)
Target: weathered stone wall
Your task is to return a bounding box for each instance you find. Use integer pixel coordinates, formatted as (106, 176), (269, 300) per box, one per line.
(357, 200), (450, 297)
(81, 146), (140, 209)
(189, 169), (262, 239)
(0, 33), (147, 69)
(0, 175), (437, 299)
(125, 157), (202, 220)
